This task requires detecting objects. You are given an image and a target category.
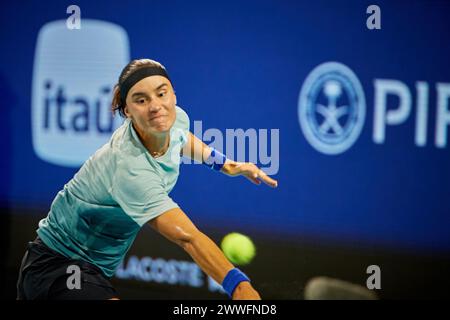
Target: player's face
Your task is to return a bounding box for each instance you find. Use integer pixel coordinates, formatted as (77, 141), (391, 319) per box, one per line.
(124, 75), (176, 134)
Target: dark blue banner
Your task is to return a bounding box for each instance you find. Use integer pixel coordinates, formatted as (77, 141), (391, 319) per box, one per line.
(1, 0), (449, 252)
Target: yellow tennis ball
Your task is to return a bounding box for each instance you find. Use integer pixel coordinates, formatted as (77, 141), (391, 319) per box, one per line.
(221, 232), (256, 265)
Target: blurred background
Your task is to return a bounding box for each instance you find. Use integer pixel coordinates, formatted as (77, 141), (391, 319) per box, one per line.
(1, 0), (449, 299)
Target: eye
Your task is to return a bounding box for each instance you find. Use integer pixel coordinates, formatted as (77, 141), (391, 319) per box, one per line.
(158, 91), (167, 97)
(137, 98), (146, 104)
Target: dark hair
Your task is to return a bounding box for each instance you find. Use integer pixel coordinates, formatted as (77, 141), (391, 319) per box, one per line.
(111, 59), (166, 117)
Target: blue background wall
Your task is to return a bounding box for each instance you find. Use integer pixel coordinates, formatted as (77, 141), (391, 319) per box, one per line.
(1, 0), (449, 255)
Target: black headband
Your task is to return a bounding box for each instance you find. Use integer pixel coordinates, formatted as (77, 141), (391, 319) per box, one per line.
(120, 66), (171, 104)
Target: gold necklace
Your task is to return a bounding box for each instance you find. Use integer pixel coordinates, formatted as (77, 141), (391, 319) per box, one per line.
(151, 150), (164, 157)
(150, 141), (169, 158)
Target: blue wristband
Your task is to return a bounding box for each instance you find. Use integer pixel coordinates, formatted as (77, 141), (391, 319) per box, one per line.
(203, 148), (227, 171)
(222, 268), (251, 298)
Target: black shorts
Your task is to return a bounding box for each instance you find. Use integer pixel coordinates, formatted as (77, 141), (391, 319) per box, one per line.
(17, 237), (118, 300)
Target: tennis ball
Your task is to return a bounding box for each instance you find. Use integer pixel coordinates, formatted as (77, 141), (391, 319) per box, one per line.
(221, 232), (256, 265)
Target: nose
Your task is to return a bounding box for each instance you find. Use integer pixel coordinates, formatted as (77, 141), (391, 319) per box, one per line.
(148, 100), (162, 113)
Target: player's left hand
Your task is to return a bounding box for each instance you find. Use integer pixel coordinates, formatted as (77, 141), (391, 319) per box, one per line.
(221, 160), (278, 188)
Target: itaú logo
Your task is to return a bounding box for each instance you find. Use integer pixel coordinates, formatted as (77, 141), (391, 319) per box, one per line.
(31, 19), (130, 167)
(298, 62), (450, 155)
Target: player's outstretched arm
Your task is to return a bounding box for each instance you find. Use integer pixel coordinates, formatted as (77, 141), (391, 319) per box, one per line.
(182, 132), (278, 188)
(220, 160), (278, 187)
(149, 207), (261, 300)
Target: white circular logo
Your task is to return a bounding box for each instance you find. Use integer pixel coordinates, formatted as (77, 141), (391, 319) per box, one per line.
(298, 62), (366, 155)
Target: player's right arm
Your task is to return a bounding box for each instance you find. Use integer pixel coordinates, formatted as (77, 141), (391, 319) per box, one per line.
(148, 207), (261, 300)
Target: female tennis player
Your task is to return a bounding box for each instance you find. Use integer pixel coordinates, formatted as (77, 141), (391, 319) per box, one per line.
(17, 58), (278, 300)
